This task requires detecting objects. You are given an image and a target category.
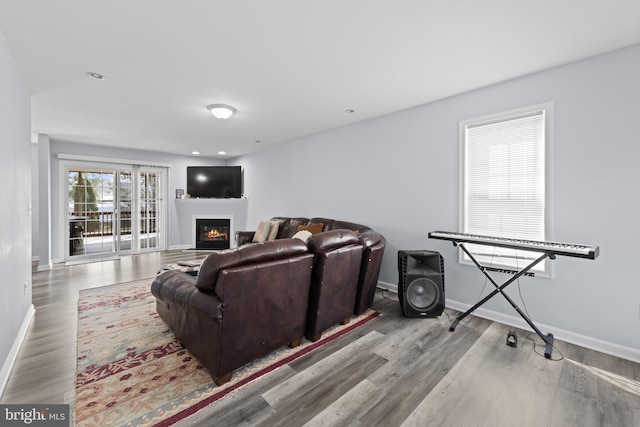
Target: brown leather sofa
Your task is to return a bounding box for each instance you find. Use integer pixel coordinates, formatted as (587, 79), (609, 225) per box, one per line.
(151, 239), (314, 385)
(237, 217), (386, 316)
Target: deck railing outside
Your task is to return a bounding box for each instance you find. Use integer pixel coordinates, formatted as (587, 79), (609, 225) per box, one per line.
(69, 211), (156, 237)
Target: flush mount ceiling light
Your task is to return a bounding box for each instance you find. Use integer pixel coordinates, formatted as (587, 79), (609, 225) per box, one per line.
(207, 104), (236, 120)
(87, 71), (105, 80)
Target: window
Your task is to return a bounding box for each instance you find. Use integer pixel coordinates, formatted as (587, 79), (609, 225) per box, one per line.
(460, 103), (552, 275)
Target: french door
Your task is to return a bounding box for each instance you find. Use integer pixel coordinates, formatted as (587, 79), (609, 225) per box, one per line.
(66, 162), (166, 261)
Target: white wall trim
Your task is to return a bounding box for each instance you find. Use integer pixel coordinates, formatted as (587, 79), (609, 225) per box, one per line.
(0, 304), (35, 398)
(376, 280), (640, 364)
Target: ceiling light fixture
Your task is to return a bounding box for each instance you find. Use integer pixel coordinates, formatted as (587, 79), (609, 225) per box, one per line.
(192, 151), (200, 155)
(87, 71), (105, 80)
(207, 104), (236, 120)
(218, 151), (226, 155)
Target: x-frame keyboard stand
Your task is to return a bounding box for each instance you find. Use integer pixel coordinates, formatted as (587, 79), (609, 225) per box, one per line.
(450, 241), (555, 358)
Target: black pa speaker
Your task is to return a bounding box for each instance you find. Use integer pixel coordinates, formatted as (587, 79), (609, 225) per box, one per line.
(397, 250), (445, 317)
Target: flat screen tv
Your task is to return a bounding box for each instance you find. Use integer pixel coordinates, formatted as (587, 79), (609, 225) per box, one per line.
(186, 166), (242, 198)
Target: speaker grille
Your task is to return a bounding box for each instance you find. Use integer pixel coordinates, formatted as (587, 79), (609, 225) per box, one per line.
(406, 277), (441, 311)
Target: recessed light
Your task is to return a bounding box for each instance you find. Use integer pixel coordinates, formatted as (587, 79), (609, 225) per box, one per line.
(192, 151), (200, 155)
(254, 140), (262, 143)
(345, 109), (355, 113)
(218, 151), (226, 155)
(87, 72), (105, 80)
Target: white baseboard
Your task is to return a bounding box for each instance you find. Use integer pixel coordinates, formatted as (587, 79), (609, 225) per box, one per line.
(168, 244), (191, 251)
(377, 280), (640, 364)
(0, 304), (35, 398)
(444, 299), (640, 364)
(65, 255), (120, 266)
(378, 280), (397, 293)
(36, 262), (52, 271)
(33, 255), (53, 271)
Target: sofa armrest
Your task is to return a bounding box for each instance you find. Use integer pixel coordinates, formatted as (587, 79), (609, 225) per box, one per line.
(151, 270), (223, 321)
(358, 229), (385, 248)
(235, 230), (255, 246)
(307, 229), (359, 254)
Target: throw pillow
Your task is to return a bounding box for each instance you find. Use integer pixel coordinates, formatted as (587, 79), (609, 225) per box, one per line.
(298, 223), (324, 235)
(292, 230), (312, 243)
(267, 220), (280, 240)
(252, 220), (271, 243)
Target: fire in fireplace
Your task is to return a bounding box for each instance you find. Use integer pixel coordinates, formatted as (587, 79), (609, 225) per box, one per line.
(195, 218), (231, 250)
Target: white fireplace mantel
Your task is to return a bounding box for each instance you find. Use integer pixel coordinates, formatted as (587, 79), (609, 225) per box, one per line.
(173, 198), (248, 249)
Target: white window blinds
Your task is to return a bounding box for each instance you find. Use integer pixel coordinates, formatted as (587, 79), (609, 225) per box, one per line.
(461, 106), (549, 272)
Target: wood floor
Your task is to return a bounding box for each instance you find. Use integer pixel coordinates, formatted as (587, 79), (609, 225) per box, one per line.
(2, 250), (640, 426)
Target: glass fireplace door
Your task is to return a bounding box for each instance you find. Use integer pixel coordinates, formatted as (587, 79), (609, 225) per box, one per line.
(196, 218), (231, 250)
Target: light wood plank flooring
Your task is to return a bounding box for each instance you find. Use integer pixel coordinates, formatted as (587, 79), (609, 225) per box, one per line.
(2, 250), (639, 426)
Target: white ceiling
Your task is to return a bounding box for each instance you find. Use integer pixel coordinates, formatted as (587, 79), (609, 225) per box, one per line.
(1, 1), (640, 159)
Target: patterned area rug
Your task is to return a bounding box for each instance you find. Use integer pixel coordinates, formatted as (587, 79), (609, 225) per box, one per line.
(74, 278), (379, 427)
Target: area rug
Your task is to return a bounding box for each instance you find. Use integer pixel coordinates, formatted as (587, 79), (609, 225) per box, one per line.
(74, 278), (379, 427)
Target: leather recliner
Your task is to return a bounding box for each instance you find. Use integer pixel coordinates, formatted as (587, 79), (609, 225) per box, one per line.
(151, 239), (314, 385)
(305, 229), (363, 341)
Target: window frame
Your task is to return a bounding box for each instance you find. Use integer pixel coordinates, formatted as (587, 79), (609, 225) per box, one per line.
(459, 102), (554, 277)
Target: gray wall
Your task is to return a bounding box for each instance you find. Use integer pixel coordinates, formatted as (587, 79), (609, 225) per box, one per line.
(232, 43), (640, 359)
(0, 28), (32, 386)
(45, 141), (225, 261)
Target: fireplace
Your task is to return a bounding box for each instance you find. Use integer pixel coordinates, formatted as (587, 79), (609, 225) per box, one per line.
(194, 216), (233, 250)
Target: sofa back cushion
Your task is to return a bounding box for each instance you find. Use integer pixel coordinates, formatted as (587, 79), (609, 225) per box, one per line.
(328, 220), (384, 248)
(307, 229), (359, 254)
(271, 217), (309, 239)
(297, 222), (324, 235)
(195, 239), (309, 292)
(329, 219), (365, 232)
(267, 216), (384, 249)
(309, 217), (336, 230)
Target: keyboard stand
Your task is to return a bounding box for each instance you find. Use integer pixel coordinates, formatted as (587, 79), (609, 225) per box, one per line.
(450, 241), (555, 358)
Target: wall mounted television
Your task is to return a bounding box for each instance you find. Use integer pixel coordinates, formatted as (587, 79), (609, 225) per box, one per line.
(186, 166), (242, 198)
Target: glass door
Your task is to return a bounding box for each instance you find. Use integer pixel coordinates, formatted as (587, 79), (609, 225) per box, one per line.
(138, 168), (163, 251)
(66, 163), (166, 261)
(68, 168), (119, 258)
(118, 171), (133, 252)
